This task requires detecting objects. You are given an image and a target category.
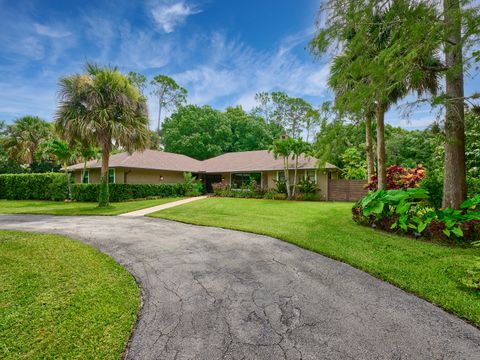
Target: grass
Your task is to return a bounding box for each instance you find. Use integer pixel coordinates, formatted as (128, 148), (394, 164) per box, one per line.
(0, 230), (140, 359)
(0, 197), (182, 216)
(149, 197), (480, 326)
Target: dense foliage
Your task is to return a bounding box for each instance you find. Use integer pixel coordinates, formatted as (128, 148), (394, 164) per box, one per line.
(0, 173), (67, 201)
(353, 189), (480, 245)
(367, 165), (426, 191)
(71, 183), (190, 202)
(162, 105), (283, 160)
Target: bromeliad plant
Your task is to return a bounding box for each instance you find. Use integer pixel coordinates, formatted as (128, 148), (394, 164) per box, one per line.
(353, 190), (480, 244)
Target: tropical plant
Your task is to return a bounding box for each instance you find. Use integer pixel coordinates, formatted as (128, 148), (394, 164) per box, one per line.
(269, 137), (295, 199)
(291, 139), (312, 197)
(2, 116), (52, 165)
(46, 139), (78, 198)
(55, 63), (150, 207)
(367, 165), (426, 191)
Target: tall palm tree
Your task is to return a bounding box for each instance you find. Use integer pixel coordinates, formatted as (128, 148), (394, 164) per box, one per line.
(55, 63), (150, 207)
(327, 1), (441, 189)
(2, 116), (52, 165)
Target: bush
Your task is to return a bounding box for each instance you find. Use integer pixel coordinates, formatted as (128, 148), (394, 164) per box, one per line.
(0, 173), (67, 200)
(367, 165), (426, 191)
(295, 193), (319, 201)
(420, 174), (443, 209)
(352, 189), (480, 245)
(468, 177), (480, 198)
(297, 178), (317, 194)
(71, 183), (188, 202)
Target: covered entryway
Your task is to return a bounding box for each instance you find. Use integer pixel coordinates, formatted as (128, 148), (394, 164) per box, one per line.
(205, 174), (222, 193)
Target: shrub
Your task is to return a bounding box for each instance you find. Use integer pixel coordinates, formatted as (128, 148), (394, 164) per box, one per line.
(420, 173), (443, 209)
(71, 183), (188, 202)
(273, 193), (288, 200)
(295, 193), (318, 201)
(353, 189), (480, 245)
(468, 177), (480, 198)
(183, 172), (204, 196)
(263, 189), (279, 200)
(297, 178), (317, 194)
(367, 165), (425, 191)
(0, 173), (67, 200)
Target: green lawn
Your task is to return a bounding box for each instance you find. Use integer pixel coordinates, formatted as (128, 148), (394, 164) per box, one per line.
(0, 197), (182, 216)
(0, 230), (140, 359)
(149, 197), (480, 326)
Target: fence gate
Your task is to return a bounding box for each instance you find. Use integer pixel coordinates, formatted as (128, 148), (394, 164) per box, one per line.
(327, 179), (368, 202)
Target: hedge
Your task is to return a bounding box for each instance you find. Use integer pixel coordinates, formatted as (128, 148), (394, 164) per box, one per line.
(0, 173), (67, 200)
(0, 173), (189, 202)
(70, 183), (188, 202)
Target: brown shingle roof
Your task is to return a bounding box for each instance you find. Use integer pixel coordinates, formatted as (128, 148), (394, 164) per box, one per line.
(68, 149), (339, 173)
(68, 149), (202, 172)
(200, 150), (335, 172)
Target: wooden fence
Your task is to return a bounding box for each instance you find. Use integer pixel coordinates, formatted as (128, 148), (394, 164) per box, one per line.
(327, 179), (368, 202)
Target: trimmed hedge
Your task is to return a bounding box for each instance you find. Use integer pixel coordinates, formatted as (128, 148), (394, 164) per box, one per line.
(71, 183), (188, 202)
(0, 173), (68, 200)
(0, 173), (189, 202)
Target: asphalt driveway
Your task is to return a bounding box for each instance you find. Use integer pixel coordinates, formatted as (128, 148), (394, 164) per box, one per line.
(0, 214), (479, 360)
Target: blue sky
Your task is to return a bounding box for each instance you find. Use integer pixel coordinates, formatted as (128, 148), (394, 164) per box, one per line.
(0, 0), (478, 130)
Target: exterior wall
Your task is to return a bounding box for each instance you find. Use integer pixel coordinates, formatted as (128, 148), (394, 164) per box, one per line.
(72, 168), (184, 184)
(123, 169), (184, 184)
(260, 170), (331, 200)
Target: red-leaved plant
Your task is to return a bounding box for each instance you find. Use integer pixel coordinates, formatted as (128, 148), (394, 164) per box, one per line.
(367, 165), (426, 191)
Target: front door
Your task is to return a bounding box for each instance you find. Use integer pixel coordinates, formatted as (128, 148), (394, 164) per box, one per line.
(205, 174), (222, 193)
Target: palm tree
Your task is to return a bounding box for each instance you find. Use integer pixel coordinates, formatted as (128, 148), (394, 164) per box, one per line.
(48, 139), (78, 198)
(2, 116), (52, 165)
(327, 1), (440, 189)
(291, 139), (312, 197)
(55, 63), (150, 207)
(78, 145), (99, 182)
(269, 137), (295, 199)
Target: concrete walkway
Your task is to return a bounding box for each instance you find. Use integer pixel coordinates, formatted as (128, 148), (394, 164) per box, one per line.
(0, 214), (479, 359)
(118, 196), (208, 217)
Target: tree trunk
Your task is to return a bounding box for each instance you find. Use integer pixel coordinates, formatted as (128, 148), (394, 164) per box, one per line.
(442, 0), (467, 209)
(376, 104), (387, 189)
(157, 91), (164, 132)
(284, 157), (291, 199)
(98, 148), (110, 207)
(64, 162), (71, 200)
(365, 116), (375, 181)
(292, 157), (299, 197)
(82, 160), (87, 183)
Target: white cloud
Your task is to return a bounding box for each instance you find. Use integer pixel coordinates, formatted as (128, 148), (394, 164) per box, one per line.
(151, 1), (200, 33)
(34, 23), (71, 38)
(171, 30), (331, 111)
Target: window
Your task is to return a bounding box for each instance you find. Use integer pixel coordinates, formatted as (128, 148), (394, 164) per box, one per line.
(305, 170), (317, 184)
(231, 173), (261, 189)
(276, 171), (286, 182)
(82, 170), (89, 184)
(108, 169), (115, 184)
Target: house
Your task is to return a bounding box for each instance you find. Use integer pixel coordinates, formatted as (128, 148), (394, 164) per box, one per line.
(68, 149), (340, 199)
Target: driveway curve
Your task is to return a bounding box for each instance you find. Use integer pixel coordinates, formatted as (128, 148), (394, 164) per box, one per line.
(0, 214), (479, 360)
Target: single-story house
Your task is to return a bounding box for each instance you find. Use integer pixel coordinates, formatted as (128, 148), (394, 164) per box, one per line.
(68, 149), (340, 199)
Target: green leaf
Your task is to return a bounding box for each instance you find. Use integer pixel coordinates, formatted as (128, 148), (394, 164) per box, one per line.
(418, 222), (427, 233)
(443, 229), (451, 237)
(451, 227), (464, 238)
